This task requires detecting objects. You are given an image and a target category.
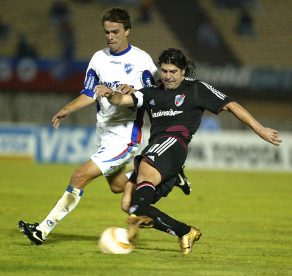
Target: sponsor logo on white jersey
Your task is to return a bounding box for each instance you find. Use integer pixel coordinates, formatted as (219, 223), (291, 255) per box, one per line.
(100, 81), (134, 89)
(110, 61), (121, 64)
(100, 80), (121, 88)
(151, 109), (183, 118)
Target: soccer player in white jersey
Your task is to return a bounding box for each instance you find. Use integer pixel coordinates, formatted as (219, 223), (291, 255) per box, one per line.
(18, 8), (190, 245)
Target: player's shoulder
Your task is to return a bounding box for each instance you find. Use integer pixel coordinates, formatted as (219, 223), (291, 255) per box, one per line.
(180, 80), (202, 99)
(130, 45), (149, 54)
(190, 79), (213, 92)
(194, 80), (229, 100)
(195, 79), (220, 93)
(130, 45), (152, 58)
(180, 79), (200, 91)
(184, 79), (201, 87)
(88, 48), (112, 69)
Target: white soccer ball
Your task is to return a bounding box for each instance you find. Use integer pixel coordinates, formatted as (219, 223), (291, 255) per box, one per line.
(98, 227), (134, 254)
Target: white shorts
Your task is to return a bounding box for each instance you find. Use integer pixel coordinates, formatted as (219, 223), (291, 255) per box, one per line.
(91, 132), (139, 176)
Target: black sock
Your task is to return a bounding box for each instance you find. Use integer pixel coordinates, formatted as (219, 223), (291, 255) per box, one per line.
(146, 206), (190, 238)
(153, 176), (176, 203)
(130, 181), (190, 238)
(129, 181), (156, 214)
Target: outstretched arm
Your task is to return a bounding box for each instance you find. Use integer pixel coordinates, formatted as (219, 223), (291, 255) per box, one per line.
(94, 85), (135, 107)
(223, 101), (282, 146)
(52, 94), (95, 129)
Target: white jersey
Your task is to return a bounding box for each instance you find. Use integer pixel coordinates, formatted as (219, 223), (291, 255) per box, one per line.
(81, 44), (158, 146)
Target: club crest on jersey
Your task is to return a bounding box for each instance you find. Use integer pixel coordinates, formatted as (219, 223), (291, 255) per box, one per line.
(124, 63), (134, 74)
(175, 94), (185, 106)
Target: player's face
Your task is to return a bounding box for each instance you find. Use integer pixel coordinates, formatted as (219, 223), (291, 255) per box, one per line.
(160, 63), (185, 90)
(103, 21), (130, 53)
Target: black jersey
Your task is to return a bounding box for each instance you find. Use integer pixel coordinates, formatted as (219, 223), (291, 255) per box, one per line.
(133, 79), (233, 143)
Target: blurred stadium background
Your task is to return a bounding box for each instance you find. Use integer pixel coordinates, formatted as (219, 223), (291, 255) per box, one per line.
(1, 2), (291, 273)
(0, 0), (291, 170)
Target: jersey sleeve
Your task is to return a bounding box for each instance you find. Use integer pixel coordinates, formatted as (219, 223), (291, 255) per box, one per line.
(141, 53), (159, 87)
(196, 81), (233, 114)
(142, 70), (155, 87)
(80, 56), (100, 98)
(131, 90), (144, 109)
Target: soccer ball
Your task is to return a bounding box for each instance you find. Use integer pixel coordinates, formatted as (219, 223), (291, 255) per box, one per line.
(98, 227), (134, 254)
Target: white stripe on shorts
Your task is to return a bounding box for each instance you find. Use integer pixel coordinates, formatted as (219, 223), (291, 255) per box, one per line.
(156, 137), (177, 156)
(146, 137), (177, 156)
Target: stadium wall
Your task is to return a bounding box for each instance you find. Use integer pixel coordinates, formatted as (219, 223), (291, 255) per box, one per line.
(0, 125), (291, 172)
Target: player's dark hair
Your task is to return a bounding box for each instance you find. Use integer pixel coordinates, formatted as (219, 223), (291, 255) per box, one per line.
(101, 7), (132, 30)
(158, 48), (197, 80)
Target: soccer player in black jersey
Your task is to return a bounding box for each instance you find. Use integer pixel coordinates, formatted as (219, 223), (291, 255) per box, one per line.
(95, 48), (281, 254)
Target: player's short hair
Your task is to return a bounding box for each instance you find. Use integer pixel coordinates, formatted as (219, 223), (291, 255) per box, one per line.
(101, 7), (132, 30)
(158, 48), (197, 80)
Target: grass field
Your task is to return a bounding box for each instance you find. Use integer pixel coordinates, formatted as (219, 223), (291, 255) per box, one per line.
(0, 160), (291, 275)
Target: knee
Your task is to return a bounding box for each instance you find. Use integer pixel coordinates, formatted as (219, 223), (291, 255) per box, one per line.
(108, 179), (125, 194)
(110, 185), (123, 194)
(71, 168), (87, 189)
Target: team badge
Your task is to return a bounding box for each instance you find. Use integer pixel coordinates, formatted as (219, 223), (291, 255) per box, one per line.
(124, 63), (134, 74)
(175, 94), (185, 106)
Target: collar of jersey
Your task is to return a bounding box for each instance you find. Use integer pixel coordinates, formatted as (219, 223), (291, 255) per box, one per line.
(110, 44), (132, 56)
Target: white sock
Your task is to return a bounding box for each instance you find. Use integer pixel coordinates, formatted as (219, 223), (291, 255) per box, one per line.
(37, 185), (83, 238)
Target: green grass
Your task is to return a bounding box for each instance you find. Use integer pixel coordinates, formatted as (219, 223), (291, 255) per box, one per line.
(0, 160), (292, 275)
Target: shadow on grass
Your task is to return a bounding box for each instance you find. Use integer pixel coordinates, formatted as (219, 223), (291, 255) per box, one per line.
(15, 230), (187, 254)
(48, 233), (98, 244)
(15, 228), (184, 254)
(138, 246), (179, 253)
(14, 228), (98, 246)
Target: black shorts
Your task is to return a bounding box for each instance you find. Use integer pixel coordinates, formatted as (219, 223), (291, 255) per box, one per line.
(134, 135), (188, 181)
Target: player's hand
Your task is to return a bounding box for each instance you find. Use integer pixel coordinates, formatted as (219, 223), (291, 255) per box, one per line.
(52, 109), (69, 129)
(94, 85), (114, 98)
(117, 84), (136, 95)
(258, 127), (282, 146)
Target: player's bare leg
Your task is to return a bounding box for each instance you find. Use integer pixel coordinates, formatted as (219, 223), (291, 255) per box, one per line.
(18, 160), (103, 245)
(106, 165), (128, 194)
(121, 181), (135, 213)
(70, 159), (103, 189)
